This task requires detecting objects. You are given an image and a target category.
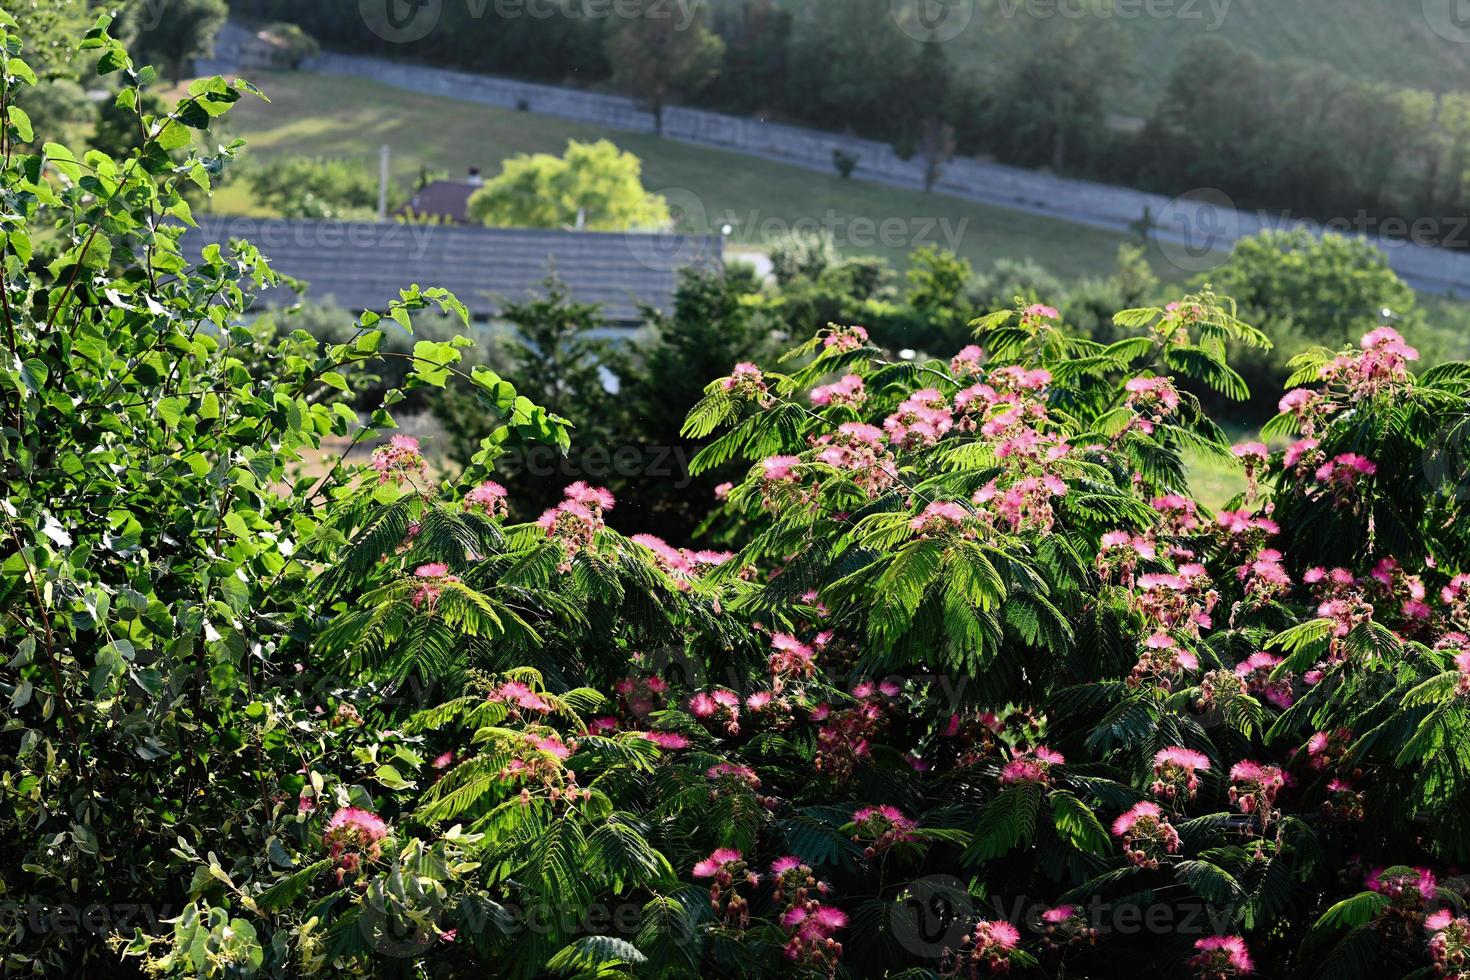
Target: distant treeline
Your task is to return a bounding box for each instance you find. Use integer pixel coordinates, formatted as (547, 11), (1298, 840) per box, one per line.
(227, 0), (1470, 247)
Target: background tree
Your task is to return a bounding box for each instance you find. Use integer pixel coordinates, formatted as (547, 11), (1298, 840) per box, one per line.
(614, 264), (780, 536)
(121, 0), (228, 84)
(467, 139), (670, 231)
(248, 155), (397, 219)
(986, 18), (1129, 172)
(604, 0), (724, 134)
(1206, 229), (1417, 414)
(433, 275), (624, 518)
(920, 118), (956, 192)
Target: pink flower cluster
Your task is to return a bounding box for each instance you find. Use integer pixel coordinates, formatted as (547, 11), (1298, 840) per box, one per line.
(950, 344), (986, 378)
(706, 761), (761, 798)
(1313, 453), (1376, 500)
(1022, 303), (1059, 325)
(1136, 564), (1218, 634)
(814, 696), (886, 782)
(1098, 530), (1156, 584)
(1111, 801), (1182, 869)
(1283, 436), (1323, 475)
(1151, 493), (1202, 535)
(1129, 632), (1199, 691)
(1427, 909), (1470, 977)
(721, 361), (769, 400)
(1123, 376), (1181, 433)
(769, 632), (817, 681)
(850, 804), (917, 857)
(1188, 935), (1253, 979)
(811, 373), (866, 408)
(974, 473), (1068, 535)
(489, 679), (553, 715)
(692, 848), (755, 926)
(1279, 388), (1331, 436)
(1232, 441), (1269, 495)
(464, 480), (508, 519)
(884, 388), (953, 450)
(910, 500), (973, 537)
(1234, 652), (1294, 709)
(689, 688), (742, 735)
(410, 563), (458, 611)
(537, 482), (615, 565)
(814, 422), (898, 498)
(822, 323), (869, 353)
(324, 807), (389, 881)
(1365, 865), (1438, 907)
(1319, 326), (1419, 401)
(951, 919), (1021, 975)
(613, 674), (668, 717)
(632, 533), (732, 589)
(780, 904), (848, 970)
(1235, 549), (1292, 607)
(1151, 746), (1210, 802)
(1228, 760), (1285, 817)
(371, 434), (427, 486)
(999, 746), (1065, 786)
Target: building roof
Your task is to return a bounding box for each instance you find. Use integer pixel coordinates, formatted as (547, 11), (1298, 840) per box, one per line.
(400, 180), (479, 224)
(179, 218), (722, 325)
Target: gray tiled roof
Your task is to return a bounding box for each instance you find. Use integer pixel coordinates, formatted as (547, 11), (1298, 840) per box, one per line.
(179, 217), (723, 325)
(399, 180), (478, 224)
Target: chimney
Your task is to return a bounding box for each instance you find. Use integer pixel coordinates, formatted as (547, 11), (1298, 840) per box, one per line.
(467, 166), (483, 187)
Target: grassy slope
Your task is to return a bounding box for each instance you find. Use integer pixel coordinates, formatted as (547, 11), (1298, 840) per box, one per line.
(201, 71), (1144, 277)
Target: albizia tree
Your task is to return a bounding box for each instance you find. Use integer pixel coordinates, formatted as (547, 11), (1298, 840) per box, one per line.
(6, 10), (1470, 980)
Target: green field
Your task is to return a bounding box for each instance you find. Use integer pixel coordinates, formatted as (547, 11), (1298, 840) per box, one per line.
(198, 71), (1152, 278)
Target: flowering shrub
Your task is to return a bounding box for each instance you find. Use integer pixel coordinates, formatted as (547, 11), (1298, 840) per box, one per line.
(7, 12), (1470, 980)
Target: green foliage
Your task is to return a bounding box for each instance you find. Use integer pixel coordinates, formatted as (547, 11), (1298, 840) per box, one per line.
(11, 11), (1470, 980)
(604, 0), (724, 133)
(248, 154), (394, 220)
(120, 0), (228, 84)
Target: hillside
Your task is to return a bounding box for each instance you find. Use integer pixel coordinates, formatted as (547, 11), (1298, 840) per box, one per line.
(200, 71), (1145, 277)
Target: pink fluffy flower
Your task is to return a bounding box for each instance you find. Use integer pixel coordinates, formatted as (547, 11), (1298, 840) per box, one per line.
(692, 847), (745, 880)
(851, 804), (918, 856)
(464, 481), (508, 518)
(950, 344), (986, 377)
(910, 500), (972, 536)
(1112, 801), (1181, 869)
(1151, 746), (1211, 801)
(823, 324), (870, 353)
(762, 455), (801, 482)
(324, 807), (390, 880)
(957, 919), (1021, 974)
(721, 361), (768, 399)
(643, 731), (690, 750)
(370, 434), (427, 486)
(810, 373), (867, 409)
(1189, 935), (1253, 978)
(1228, 760), (1285, 817)
(410, 563), (458, 611)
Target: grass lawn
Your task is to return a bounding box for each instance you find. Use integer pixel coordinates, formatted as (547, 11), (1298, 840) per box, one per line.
(192, 71), (1149, 278)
